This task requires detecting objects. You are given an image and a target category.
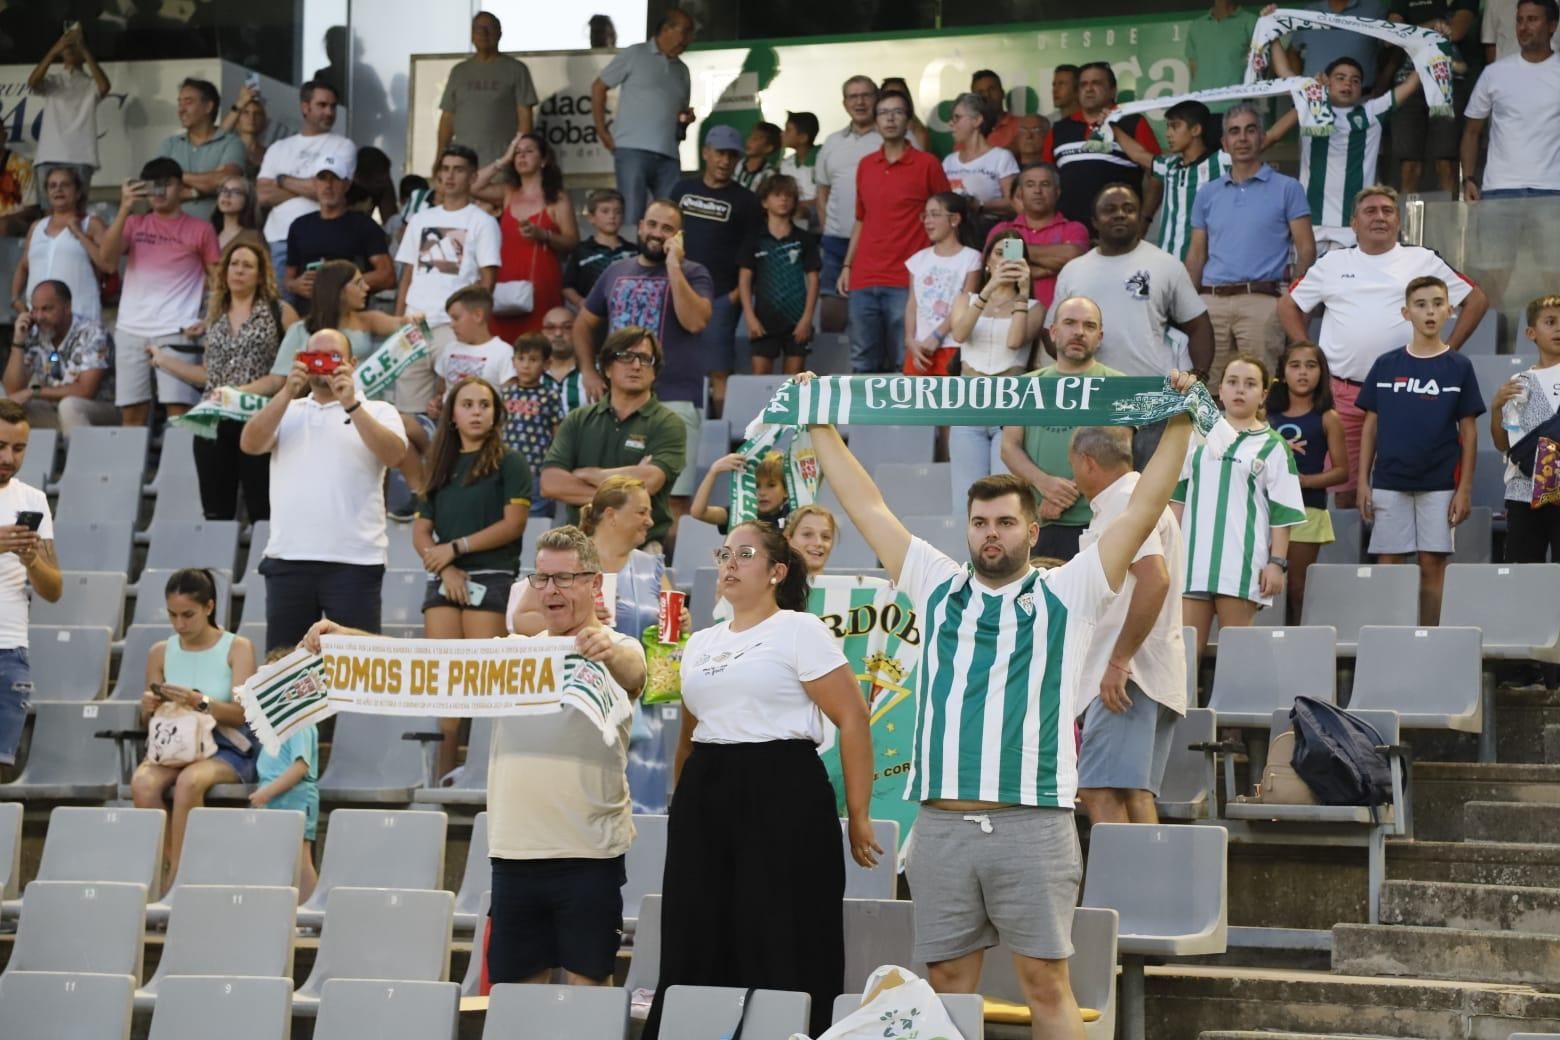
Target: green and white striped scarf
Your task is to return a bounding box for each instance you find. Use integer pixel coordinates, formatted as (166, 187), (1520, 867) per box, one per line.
(1092, 78), (1335, 147)
(728, 425), (820, 526)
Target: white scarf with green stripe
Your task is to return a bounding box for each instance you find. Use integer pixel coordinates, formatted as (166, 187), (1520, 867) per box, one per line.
(1091, 78), (1335, 146)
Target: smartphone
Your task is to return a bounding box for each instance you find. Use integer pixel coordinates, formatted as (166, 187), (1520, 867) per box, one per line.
(297, 351), (342, 374)
(14, 511), (42, 531)
(64, 20), (81, 32)
(149, 681), (168, 700)
(467, 582), (488, 607)
(305, 259), (325, 272)
(244, 72), (261, 91)
(1000, 238), (1025, 262)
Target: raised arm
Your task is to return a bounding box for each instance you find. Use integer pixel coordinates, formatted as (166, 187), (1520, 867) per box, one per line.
(1096, 378), (1195, 590)
(807, 421), (913, 581)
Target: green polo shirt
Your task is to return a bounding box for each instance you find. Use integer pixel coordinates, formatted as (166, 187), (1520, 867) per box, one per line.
(542, 395), (687, 543)
(1021, 361), (1124, 528)
(157, 127), (247, 220)
(1187, 6), (1260, 104)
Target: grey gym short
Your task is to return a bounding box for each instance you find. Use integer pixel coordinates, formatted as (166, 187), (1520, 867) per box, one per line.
(906, 804), (1081, 963)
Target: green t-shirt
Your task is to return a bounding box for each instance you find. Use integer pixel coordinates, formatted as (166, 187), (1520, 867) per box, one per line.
(1021, 361), (1125, 527)
(416, 450), (534, 573)
(1187, 7), (1261, 104)
(541, 396), (688, 544)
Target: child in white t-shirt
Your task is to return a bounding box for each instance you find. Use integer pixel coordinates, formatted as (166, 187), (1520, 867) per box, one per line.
(903, 192), (983, 376)
(430, 284), (515, 416)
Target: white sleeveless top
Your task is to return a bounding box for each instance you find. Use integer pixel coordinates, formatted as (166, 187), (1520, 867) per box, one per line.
(26, 217), (102, 323)
(959, 293), (1031, 376)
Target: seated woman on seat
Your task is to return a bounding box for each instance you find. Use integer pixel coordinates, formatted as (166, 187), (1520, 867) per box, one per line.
(130, 568), (258, 888)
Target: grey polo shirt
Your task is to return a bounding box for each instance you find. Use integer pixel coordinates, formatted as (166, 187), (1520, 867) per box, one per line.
(157, 127), (246, 220)
(598, 41), (690, 159)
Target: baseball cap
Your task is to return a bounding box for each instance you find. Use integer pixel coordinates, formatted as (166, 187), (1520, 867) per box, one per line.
(310, 152), (357, 180)
(704, 124), (743, 153)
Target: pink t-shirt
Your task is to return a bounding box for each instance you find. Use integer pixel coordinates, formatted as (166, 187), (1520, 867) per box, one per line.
(116, 212), (220, 337)
(985, 211), (1091, 308)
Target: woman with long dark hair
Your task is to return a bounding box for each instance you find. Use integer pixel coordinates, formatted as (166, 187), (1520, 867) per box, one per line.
(210, 174), (262, 252)
(263, 260), (421, 393)
(643, 520), (879, 1040)
(473, 132), (579, 340)
(414, 376), (531, 777)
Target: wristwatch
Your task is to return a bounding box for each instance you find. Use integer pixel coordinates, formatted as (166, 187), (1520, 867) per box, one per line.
(1270, 557), (1289, 573)
(195, 694), (212, 714)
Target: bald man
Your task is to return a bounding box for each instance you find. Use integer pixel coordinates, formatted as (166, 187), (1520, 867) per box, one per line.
(240, 327), (410, 650)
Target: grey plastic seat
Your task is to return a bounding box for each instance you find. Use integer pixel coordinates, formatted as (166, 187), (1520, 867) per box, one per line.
(841, 818), (898, 899)
(832, 992), (982, 1038)
(414, 718), (493, 807)
(1450, 506), (1493, 563)
(459, 890), (490, 996)
(827, 524), (879, 570)
(1472, 449), (1507, 512)
(297, 809), (447, 928)
(846, 424), (935, 466)
(237, 620), (267, 653)
(695, 418), (732, 467)
(149, 808), (306, 923)
(0, 802), (18, 899)
(1442, 564), (1560, 661)
(1207, 626), (1336, 727)
(841, 898), (917, 991)
(623, 893), (661, 993)
(876, 462), (954, 516)
(315, 978), (459, 1040)
(316, 713), (441, 804)
(32, 572), (127, 632)
(1459, 308), (1498, 354)
(484, 983), (630, 1039)
(16, 427), (57, 487)
(976, 906), (1120, 1040)
(1317, 508), (1361, 564)
(902, 514), (966, 560)
(451, 812), (490, 933)
(723, 375), (790, 428)
(27, 625), (112, 700)
(0, 970), (135, 1040)
(1470, 353), (1530, 401)
(382, 569), (427, 626)
(1156, 708), (1217, 820)
(235, 581), (266, 630)
(1206, 597), (1286, 647)
(148, 976), (293, 1040)
(55, 469), (142, 520)
(137, 885), (296, 1005)
(1183, 625), (1199, 703)
(6, 880), (147, 980)
(145, 479), (206, 531)
(1349, 626), (1484, 735)
(110, 625), (165, 700)
(51, 517), (135, 574)
(386, 525), (425, 571)
(240, 521), (270, 583)
(1299, 564), (1420, 654)
(57, 425), (149, 485)
(673, 517), (723, 571)
(0, 701), (141, 801)
(293, 888), (455, 1014)
(147, 426), (199, 491)
(132, 569), (233, 628)
(19, 807), (165, 911)
(623, 812), (668, 930)
(659, 986), (811, 1040)
(144, 520), (242, 573)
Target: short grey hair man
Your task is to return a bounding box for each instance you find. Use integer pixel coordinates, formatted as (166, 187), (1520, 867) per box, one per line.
(1222, 101), (1266, 135)
(535, 525), (602, 572)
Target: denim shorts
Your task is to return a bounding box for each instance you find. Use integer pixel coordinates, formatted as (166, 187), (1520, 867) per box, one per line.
(422, 572), (515, 615)
(0, 648), (32, 765)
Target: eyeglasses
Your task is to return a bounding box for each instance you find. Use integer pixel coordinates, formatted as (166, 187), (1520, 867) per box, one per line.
(713, 546), (763, 565)
(611, 352), (658, 369)
(525, 571), (598, 589)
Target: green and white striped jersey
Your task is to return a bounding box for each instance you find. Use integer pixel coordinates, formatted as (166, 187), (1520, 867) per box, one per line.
(1300, 94), (1395, 229)
(1173, 418), (1306, 606)
(900, 537), (1114, 808)
(1151, 150), (1232, 261)
(544, 367), (586, 416)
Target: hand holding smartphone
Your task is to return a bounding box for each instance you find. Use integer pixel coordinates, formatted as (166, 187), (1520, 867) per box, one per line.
(14, 511), (43, 531)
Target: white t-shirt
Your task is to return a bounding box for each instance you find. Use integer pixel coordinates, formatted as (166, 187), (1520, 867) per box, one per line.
(905, 246), (982, 345)
(1286, 243), (1472, 381)
(257, 132), (359, 242)
(1464, 53), (1560, 193)
(261, 397), (408, 566)
(1482, 0), (1560, 63)
(434, 337), (514, 387)
(680, 610), (848, 745)
(0, 481), (53, 650)
(486, 630), (639, 860)
(942, 146), (1019, 205)
(1049, 242), (1207, 377)
(395, 204), (502, 326)
(1076, 472), (1186, 716)
(37, 68), (100, 167)
(814, 126), (883, 238)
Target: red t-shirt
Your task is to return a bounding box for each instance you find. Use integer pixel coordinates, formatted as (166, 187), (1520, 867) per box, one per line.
(986, 112), (1019, 151)
(852, 147), (951, 290)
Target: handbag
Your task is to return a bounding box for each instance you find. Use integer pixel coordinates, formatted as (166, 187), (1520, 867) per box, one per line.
(493, 218), (542, 317)
(1255, 729), (1319, 806)
(146, 702), (219, 767)
(802, 966), (968, 1040)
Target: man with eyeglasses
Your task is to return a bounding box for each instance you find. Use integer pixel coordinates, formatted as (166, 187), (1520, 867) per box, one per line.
(814, 76), (882, 298)
(543, 327), (688, 552)
(540, 307), (586, 415)
(838, 90), (950, 372)
(3, 279), (118, 435)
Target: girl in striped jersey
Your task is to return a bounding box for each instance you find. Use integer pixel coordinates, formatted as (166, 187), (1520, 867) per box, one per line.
(1173, 355), (1307, 658)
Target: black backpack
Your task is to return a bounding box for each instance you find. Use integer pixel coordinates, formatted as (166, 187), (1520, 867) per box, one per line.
(1288, 697), (1395, 821)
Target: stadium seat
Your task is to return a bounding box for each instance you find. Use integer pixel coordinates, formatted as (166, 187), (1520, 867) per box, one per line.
(1183, 625), (1200, 704)
(0, 802), (17, 900)
(0, 701), (141, 801)
(32, 571), (126, 633)
(235, 570), (266, 623)
(622, 893), (662, 994)
(144, 481), (206, 531)
(16, 427), (57, 488)
(1317, 508), (1362, 565)
(1471, 449), (1508, 512)
(110, 625), (164, 701)
(832, 992), (983, 1039)
(293, 888), (455, 1014)
(1460, 308), (1498, 354)
(0, 970), (135, 1040)
(1470, 354), (1531, 403)
(55, 469), (142, 521)
(810, 331), (851, 374)
(623, 812), (668, 931)
(876, 462), (954, 516)
(14, 807), (164, 914)
(414, 717), (493, 807)
(148, 976), (293, 1040)
(672, 517), (723, 571)
(315, 978), (459, 1040)
(1299, 564), (1420, 654)
(520, 517), (547, 564)
(136, 885), (296, 1006)
(144, 520), (242, 573)
(484, 984), (630, 1039)
(1450, 506), (1493, 563)
(55, 426), (149, 486)
(316, 713), (441, 804)
(658, 986), (811, 1040)
(52, 517), (135, 574)
(847, 424), (936, 467)
(131, 569), (233, 628)
(146, 426), (199, 490)
(387, 524), (425, 571)
(5, 880), (147, 980)
(297, 808), (447, 928)
(902, 514), (966, 559)
(842, 897), (917, 990)
(691, 566), (719, 628)
(842, 818), (898, 899)
(1206, 597), (1286, 648)
(237, 620), (267, 654)
(1082, 824), (1228, 1040)
(828, 524), (879, 570)
(1349, 626), (1484, 742)
(240, 521), (270, 583)
(1156, 708), (1217, 821)
(723, 375), (790, 428)
(459, 889), (490, 996)
(27, 625), (112, 700)
(383, 569), (427, 626)
(148, 808), (306, 924)
(451, 811), (490, 933)
(976, 906), (1120, 1040)
(1207, 627), (1337, 727)
(696, 417), (732, 466)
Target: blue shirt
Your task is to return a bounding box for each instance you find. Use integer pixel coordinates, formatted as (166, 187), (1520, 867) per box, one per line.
(257, 727), (319, 805)
(1355, 347), (1486, 491)
(1293, 0), (1390, 85)
(1191, 164), (1311, 284)
(598, 41), (691, 159)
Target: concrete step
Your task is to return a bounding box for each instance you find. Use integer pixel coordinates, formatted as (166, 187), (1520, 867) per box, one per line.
(1546, 723), (1560, 764)
(1148, 963), (1560, 1039)
(1332, 923), (1560, 989)
(1391, 838), (1560, 888)
(1494, 685), (1560, 763)
(1464, 800), (1560, 845)
(1410, 762), (1560, 842)
(1380, 879), (1560, 934)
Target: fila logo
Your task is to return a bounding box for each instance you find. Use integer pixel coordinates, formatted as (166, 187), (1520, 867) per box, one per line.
(1375, 377), (1460, 395)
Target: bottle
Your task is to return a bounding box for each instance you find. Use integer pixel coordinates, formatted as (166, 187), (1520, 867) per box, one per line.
(1502, 375), (1529, 435)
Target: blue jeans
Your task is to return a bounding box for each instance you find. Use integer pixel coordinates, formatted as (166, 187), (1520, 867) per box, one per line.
(0, 647), (32, 765)
(819, 234), (849, 298)
(614, 147), (682, 231)
(846, 285), (909, 373)
(948, 424), (1007, 514)
(700, 293), (742, 374)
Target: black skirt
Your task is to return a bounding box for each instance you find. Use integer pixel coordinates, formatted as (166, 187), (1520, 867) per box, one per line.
(642, 739), (845, 1040)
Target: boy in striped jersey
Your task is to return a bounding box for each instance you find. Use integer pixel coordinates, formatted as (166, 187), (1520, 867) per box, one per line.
(806, 371), (1199, 1039)
(1114, 100), (1230, 262)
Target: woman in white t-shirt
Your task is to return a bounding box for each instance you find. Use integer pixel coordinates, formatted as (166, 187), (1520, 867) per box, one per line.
(942, 92), (1018, 221)
(642, 520), (879, 1040)
(903, 192), (983, 376)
